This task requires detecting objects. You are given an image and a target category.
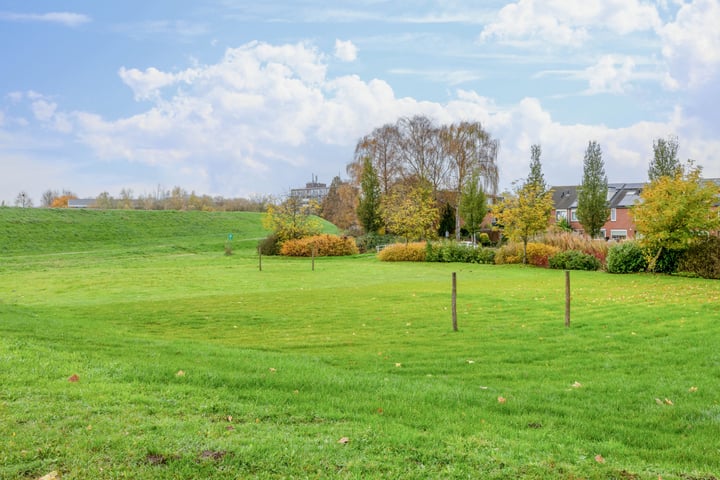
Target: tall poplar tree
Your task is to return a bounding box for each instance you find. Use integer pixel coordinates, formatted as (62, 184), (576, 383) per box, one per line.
(493, 145), (553, 263)
(576, 141), (609, 238)
(648, 135), (680, 182)
(357, 157), (382, 234)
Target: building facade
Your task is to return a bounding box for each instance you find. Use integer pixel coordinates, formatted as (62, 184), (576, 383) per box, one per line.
(550, 183), (644, 240)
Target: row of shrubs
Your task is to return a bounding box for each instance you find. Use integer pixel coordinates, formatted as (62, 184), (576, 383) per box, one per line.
(375, 233), (720, 279)
(261, 230), (719, 279)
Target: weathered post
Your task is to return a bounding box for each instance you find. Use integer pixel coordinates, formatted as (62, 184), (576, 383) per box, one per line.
(565, 270), (570, 328)
(311, 245), (316, 271)
(452, 272), (458, 332)
(258, 244), (262, 272)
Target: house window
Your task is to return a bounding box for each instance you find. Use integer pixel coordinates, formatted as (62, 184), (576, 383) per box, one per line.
(610, 208), (617, 222)
(610, 229), (627, 240)
(600, 229), (607, 239)
(571, 209), (578, 222)
(556, 210), (567, 221)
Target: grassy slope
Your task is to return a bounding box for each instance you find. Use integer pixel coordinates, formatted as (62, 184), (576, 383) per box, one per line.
(1, 209), (719, 479)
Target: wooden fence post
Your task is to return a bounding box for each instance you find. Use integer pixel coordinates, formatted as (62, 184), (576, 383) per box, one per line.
(311, 245), (316, 271)
(258, 244), (262, 272)
(452, 272), (458, 332)
(565, 270), (570, 328)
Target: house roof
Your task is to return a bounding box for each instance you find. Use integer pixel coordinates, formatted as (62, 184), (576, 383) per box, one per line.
(551, 178), (720, 210)
(551, 186), (578, 210)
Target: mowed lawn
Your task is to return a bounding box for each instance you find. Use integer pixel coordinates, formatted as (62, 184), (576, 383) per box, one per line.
(1, 209), (719, 479)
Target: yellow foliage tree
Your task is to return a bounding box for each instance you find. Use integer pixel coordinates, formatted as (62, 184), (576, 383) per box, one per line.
(381, 181), (438, 244)
(263, 197), (322, 242)
(632, 161), (720, 272)
(493, 182), (554, 264)
(50, 195), (77, 208)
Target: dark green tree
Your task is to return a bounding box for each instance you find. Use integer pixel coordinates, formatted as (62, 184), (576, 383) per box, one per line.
(527, 144), (548, 192)
(438, 202), (455, 238)
(357, 157), (382, 234)
(576, 141), (609, 238)
(459, 171), (487, 243)
(648, 135), (680, 182)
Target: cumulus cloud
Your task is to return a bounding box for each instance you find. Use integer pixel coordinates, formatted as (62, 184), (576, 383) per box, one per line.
(0, 11), (91, 27)
(660, 0), (720, 89)
(583, 55), (637, 94)
(6, 39), (719, 201)
(334, 39), (358, 62)
(479, 0), (661, 46)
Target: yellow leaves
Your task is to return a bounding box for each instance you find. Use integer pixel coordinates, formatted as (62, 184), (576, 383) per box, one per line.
(176, 370), (185, 377)
(689, 386), (698, 393)
(497, 396), (507, 404)
(37, 472), (60, 480)
(337, 436), (350, 445)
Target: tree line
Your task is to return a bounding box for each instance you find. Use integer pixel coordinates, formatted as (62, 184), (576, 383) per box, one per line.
(9, 186), (272, 212)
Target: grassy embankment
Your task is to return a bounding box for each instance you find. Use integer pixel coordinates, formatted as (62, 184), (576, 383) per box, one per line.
(1, 207), (719, 479)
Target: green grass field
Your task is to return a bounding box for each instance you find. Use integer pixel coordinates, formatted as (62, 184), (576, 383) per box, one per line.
(1, 208), (719, 479)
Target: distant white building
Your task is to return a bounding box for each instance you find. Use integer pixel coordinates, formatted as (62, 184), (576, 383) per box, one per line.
(290, 175), (329, 205)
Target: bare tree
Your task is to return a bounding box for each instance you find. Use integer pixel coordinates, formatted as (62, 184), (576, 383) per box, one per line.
(397, 115), (448, 193)
(14, 191), (33, 208)
(441, 121), (499, 239)
(350, 123), (402, 195)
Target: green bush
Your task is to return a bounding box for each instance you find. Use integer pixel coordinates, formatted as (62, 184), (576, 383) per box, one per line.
(606, 241), (647, 274)
(425, 241), (495, 264)
(648, 248), (684, 274)
(549, 250), (601, 271)
(478, 233), (491, 246)
(678, 236), (720, 279)
(356, 233), (397, 253)
(258, 234), (281, 256)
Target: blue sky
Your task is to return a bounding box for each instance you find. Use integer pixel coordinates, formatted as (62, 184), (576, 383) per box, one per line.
(1, 0), (719, 205)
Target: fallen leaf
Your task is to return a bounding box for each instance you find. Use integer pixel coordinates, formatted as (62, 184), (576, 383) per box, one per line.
(497, 396), (506, 404)
(664, 398), (673, 406)
(467, 360), (475, 364)
(338, 437), (350, 444)
(689, 386), (698, 392)
(655, 398), (664, 405)
(226, 425), (235, 431)
(176, 370), (185, 377)
(37, 471), (59, 480)
(377, 407), (384, 414)
(67, 374), (79, 383)
(395, 363), (402, 367)
(226, 415), (233, 422)
(594, 454), (605, 463)
(572, 381), (582, 388)
(269, 368), (277, 373)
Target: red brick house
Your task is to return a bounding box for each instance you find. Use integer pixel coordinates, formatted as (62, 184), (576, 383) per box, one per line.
(550, 183), (644, 240)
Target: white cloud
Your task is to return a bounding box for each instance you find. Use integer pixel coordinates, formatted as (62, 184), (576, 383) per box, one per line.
(660, 0), (720, 89)
(334, 39), (358, 62)
(583, 55), (637, 94)
(5, 39), (719, 202)
(479, 0), (661, 46)
(0, 11), (91, 27)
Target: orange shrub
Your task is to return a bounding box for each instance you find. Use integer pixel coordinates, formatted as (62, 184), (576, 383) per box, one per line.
(280, 234), (359, 257)
(525, 243), (560, 267)
(495, 242), (559, 267)
(377, 242), (426, 262)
